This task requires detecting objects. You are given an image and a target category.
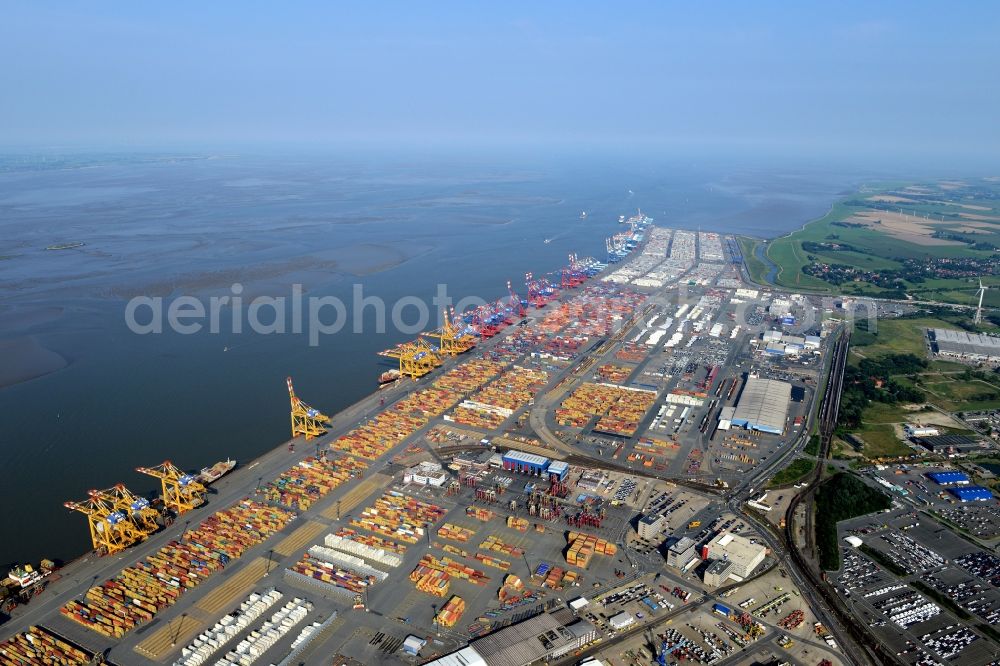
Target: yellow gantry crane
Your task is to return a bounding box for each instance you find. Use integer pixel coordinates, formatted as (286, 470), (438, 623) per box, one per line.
(64, 494), (148, 556)
(379, 338), (442, 378)
(90, 483), (161, 535)
(286, 376), (331, 440)
(135, 461), (206, 514)
(421, 309), (475, 356)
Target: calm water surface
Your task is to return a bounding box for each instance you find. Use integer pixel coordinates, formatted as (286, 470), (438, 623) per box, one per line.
(0, 151), (860, 565)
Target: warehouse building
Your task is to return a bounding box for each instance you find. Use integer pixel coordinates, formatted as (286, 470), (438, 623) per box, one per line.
(717, 405), (736, 431)
(474, 612), (596, 666)
(904, 424), (940, 438)
(547, 461), (570, 482)
(931, 328), (1000, 362)
(701, 532), (767, 582)
(403, 461), (449, 487)
(637, 514), (666, 540)
(608, 612), (635, 631)
(927, 471), (970, 486)
(422, 612), (597, 666)
(949, 486), (994, 502)
(501, 450), (550, 476)
(422, 646), (487, 666)
(916, 434), (987, 455)
(730, 376), (791, 434)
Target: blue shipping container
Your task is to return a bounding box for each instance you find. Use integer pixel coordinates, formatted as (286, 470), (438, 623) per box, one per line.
(713, 603), (731, 617)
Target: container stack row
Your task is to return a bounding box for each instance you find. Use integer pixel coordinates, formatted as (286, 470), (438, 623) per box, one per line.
(348, 492), (446, 544)
(465, 506), (495, 522)
(174, 589), (283, 666)
(332, 528), (407, 555)
(216, 598), (313, 666)
(480, 535), (525, 556)
(306, 545), (388, 582)
(410, 554), (490, 591)
(437, 523), (476, 543)
(431, 359), (504, 393)
(474, 553), (511, 571)
(506, 517), (529, 532)
(565, 531), (617, 569)
(434, 596), (466, 628)
(0, 626), (94, 666)
(287, 554), (376, 595)
(259, 455), (367, 510)
(324, 532), (403, 567)
(61, 500), (294, 637)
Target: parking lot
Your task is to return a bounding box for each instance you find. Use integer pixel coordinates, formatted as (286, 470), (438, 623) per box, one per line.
(830, 506), (1000, 665)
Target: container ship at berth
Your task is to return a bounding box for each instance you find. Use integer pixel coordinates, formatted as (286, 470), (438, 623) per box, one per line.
(379, 369), (402, 387)
(197, 459), (236, 484)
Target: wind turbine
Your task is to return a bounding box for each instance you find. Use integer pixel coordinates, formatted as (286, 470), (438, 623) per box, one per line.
(974, 278), (987, 325)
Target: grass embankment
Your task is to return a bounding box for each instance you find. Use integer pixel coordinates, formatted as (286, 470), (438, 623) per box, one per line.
(816, 473), (891, 570)
(911, 581), (972, 620)
(768, 458), (817, 488)
(737, 236), (770, 286)
(860, 544), (908, 576)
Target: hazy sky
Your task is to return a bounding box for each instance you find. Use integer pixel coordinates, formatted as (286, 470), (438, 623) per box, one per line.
(3, 2), (998, 161)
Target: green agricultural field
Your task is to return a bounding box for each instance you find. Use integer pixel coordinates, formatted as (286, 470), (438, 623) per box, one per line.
(760, 180), (1000, 304)
(848, 316), (947, 358)
(847, 316), (1000, 413)
(856, 424), (912, 459)
(861, 401), (913, 425)
(929, 359), (973, 372)
(805, 248), (902, 272)
(922, 377), (1000, 412)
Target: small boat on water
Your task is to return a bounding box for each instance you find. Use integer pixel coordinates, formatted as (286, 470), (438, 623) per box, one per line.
(543, 238), (553, 244)
(198, 459), (236, 484)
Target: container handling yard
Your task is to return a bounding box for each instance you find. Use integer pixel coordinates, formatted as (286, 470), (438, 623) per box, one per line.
(0, 217), (848, 666)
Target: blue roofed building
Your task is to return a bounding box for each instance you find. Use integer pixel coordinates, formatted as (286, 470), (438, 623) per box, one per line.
(501, 450), (550, 475)
(927, 471), (970, 486)
(949, 486), (994, 502)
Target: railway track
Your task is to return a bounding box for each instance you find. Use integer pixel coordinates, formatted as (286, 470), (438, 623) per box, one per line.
(780, 330), (904, 666)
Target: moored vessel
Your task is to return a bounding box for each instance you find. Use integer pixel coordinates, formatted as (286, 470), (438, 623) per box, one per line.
(197, 459), (236, 484)
(379, 369), (402, 387)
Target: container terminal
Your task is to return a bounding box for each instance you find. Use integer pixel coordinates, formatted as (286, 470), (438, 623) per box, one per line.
(0, 218), (852, 666)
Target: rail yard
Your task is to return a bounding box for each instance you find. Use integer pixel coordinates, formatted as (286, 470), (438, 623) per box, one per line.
(2, 220), (853, 666)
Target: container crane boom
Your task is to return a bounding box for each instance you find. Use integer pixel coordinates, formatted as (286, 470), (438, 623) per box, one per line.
(89, 484), (161, 535)
(135, 460), (206, 514)
(420, 309), (475, 356)
(286, 376), (332, 439)
(379, 338), (442, 378)
(64, 495), (146, 555)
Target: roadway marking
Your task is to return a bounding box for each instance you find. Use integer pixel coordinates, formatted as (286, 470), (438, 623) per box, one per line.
(320, 474), (391, 520)
(134, 613), (206, 661)
(272, 520), (327, 557)
(194, 556), (272, 614)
